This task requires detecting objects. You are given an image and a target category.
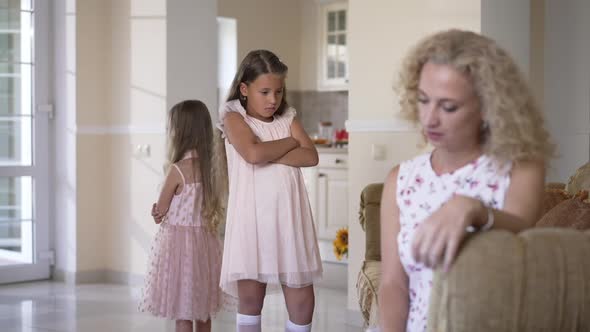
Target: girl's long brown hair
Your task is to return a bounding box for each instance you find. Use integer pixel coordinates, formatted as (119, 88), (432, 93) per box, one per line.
(214, 49), (289, 207)
(166, 100), (225, 232)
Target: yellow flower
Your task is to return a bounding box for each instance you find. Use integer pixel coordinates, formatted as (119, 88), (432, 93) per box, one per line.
(333, 227), (348, 260)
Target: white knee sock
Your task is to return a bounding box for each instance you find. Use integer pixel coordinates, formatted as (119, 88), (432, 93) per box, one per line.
(285, 319), (311, 332)
(236, 313), (261, 332)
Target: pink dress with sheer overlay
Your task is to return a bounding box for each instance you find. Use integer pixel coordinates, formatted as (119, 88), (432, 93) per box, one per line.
(139, 154), (225, 321)
(217, 100), (323, 298)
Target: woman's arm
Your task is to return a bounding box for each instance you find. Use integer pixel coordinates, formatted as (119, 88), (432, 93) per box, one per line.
(272, 118), (319, 167)
(378, 166), (410, 332)
(151, 166), (183, 224)
(472, 159), (546, 231)
(224, 112), (299, 164)
(411, 159), (546, 271)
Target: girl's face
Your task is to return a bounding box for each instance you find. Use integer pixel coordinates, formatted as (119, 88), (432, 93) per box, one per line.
(417, 62), (482, 153)
(240, 73), (285, 121)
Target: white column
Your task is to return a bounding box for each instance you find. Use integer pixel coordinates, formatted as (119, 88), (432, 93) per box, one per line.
(166, 0), (218, 121)
(481, 0), (531, 77)
(544, 1), (590, 181)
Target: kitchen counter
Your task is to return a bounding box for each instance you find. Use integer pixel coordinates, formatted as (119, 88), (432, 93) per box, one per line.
(316, 146), (348, 154)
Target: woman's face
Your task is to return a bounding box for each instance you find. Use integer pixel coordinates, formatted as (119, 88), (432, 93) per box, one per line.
(417, 62), (482, 152)
(240, 73), (285, 122)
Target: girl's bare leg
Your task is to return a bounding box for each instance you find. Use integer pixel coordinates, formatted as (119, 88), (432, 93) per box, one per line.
(196, 318), (211, 332)
(175, 319), (193, 332)
(236, 280), (267, 332)
(282, 285), (314, 331)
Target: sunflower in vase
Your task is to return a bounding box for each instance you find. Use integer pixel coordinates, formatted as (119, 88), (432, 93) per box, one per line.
(333, 227), (348, 261)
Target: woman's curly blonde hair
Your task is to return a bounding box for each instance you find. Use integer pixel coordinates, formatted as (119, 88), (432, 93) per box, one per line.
(397, 29), (554, 164)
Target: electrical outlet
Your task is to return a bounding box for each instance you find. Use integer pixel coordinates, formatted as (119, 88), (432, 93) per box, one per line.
(133, 144), (151, 158)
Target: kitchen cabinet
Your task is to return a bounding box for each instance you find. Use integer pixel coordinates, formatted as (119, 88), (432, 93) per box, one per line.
(302, 148), (349, 263)
(318, 1), (349, 91)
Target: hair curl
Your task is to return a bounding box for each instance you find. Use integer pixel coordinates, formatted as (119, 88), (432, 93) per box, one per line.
(397, 29), (554, 164)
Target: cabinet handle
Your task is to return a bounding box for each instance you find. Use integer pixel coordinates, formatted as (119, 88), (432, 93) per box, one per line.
(335, 159), (345, 164)
(318, 173), (326, 177)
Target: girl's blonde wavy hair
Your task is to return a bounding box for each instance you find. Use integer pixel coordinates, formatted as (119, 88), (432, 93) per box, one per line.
(165, 100), (226, 233)
(397, 29), (554, 164)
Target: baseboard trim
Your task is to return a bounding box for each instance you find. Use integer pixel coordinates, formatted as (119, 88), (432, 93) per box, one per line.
(104, 270), (145, 285)
(52, 268), (77, 284)
(52, 269), (144, 285)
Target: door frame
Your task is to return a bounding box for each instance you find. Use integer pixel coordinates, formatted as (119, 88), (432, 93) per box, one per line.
(0, 0), (51, 284)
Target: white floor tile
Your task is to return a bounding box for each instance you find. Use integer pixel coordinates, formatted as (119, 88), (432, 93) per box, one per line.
(0, 282), (364, 332)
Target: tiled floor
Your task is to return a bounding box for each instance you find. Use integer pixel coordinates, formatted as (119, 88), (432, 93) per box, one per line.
(0, 282), (363, 332)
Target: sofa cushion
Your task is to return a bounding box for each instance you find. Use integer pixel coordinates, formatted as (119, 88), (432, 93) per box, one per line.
(541, 188), (572, 216)
(566, 162), (590, 195)
(546, 182), (566, 190)
(536, 191), (590, 230)
(359, 183), (384, 261)
(428, 229), (590, 332)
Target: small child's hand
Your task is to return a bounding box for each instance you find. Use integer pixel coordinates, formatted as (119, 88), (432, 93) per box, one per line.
(151, 203), (165, 224)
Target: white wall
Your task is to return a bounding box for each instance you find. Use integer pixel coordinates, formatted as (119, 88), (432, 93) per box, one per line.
(218, 0), (303, 90)
(544, 1), (590, 181)
(218, 17), (238, 109)
(167, 0), (217, 115)
(75, 0), (110, 278)
(481, 0), (531, 77)
(346, 0), (481, 313)
(52, 0), (218, 283)
(298, 0), (321, 91)
(530, 0), (545, 103)
(481, 0), (590, 182)
(107, 0), (218, 281)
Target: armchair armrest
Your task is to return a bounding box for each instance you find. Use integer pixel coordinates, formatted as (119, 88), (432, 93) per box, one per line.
(428, 229), (590, 332)
(359, 183), (384, 261)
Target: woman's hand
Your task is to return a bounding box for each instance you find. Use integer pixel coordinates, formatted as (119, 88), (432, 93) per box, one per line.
(411, 194), (485, 271)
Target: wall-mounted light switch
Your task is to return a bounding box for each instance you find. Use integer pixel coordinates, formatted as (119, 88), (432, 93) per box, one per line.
(372, 144), (386, 160)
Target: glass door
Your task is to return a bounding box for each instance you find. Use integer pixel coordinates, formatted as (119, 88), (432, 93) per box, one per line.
(0, 0), (50, 283)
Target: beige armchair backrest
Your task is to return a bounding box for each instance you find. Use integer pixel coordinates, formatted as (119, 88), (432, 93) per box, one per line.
(428, 229), (590, 332)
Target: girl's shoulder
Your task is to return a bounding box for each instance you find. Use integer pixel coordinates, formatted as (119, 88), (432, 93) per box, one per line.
(219, 99), (247, 120)
(278, 106), (297, 123)
(217, 100), (246, 136)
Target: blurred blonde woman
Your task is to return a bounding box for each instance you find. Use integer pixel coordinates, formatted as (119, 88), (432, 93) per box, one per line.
(378, 29), (554, 332)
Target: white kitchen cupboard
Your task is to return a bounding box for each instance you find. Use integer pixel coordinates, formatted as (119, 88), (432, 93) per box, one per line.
(302, 149), (349, 263)
(318, 1), (349, 91)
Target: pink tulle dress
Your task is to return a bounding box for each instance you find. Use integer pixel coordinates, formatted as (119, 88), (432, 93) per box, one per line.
(139, 153), (225, 321)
